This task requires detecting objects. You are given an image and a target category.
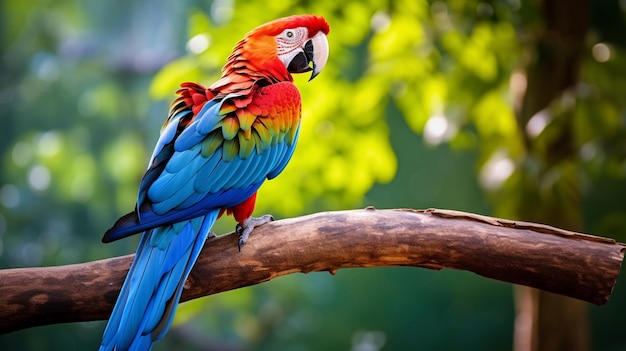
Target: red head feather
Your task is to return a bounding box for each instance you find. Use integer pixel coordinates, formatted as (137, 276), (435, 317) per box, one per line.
(210, 15), (330, 96)
(246, 15), (330, 39)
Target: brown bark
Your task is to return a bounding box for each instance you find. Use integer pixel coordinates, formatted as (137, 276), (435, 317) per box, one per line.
(0, 208), (623, 335)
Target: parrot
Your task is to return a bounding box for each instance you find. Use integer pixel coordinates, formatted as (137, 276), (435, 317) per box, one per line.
(99, 14), (329, 351)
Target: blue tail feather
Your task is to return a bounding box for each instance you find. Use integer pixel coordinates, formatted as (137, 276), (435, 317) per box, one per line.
(100, 210), (220, 351)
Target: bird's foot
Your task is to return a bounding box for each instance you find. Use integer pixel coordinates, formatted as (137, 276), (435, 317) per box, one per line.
(208, 231), (217, 239)
(236, 214), (274, 251)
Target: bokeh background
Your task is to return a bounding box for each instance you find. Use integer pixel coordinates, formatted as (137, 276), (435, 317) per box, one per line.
(2, 0), (626, 350)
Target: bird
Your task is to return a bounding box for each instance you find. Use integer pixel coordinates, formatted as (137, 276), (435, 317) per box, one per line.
(99, 14), (329, 351)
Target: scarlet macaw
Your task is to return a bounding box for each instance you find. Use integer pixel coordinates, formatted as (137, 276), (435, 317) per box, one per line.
(99, 15), (329, 350)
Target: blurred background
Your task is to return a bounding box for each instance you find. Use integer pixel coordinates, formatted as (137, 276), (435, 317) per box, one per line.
(1, 0), (626, 350)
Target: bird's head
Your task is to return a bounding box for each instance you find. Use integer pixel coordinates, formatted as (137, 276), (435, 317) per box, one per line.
(226, 15), (330, 82)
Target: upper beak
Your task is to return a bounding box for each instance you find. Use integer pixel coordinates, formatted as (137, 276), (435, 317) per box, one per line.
(286, 32), (329, 81)
(305, 32), (329, 81)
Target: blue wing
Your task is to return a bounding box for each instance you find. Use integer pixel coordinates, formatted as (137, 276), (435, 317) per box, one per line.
(102, 93), (298, 243)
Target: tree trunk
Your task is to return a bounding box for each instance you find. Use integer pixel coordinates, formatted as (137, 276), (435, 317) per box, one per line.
(512, 0), (591, 350)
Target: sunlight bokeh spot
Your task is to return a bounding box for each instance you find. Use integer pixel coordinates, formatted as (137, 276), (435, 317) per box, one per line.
(187, 34), (211, 54)
(351, 330), (387, 351)
(211, 0), (234, 24)
(28, 165), (51, 191)
(592, 43), (611, 63)
(37, 131), (62, 158)
(525, 109), (551, 138)
(424, 113), (453, 145)
(479, 151), (515, 190)
(370, 11), (390, 32)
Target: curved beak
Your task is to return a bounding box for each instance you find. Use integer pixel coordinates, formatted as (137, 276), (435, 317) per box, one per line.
(286, 32), (329, 81)
(305, 32), (329, 81)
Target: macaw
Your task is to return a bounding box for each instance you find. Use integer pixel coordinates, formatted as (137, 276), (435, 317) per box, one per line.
(99, 15), (329, 351)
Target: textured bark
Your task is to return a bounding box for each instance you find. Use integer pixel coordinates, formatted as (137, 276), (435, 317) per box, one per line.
(0, 208), (623, 334)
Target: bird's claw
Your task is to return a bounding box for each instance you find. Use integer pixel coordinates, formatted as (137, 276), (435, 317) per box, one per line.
(237, 214), (274, 251)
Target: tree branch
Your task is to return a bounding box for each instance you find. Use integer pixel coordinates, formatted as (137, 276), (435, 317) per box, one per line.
(1, 208), (623, 334)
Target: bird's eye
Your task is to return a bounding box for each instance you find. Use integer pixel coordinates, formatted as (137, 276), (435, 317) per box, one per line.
(286, 30), (294, 38)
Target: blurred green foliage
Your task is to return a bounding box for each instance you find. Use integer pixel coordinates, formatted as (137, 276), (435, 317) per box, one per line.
(1, 0), (626, 350)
